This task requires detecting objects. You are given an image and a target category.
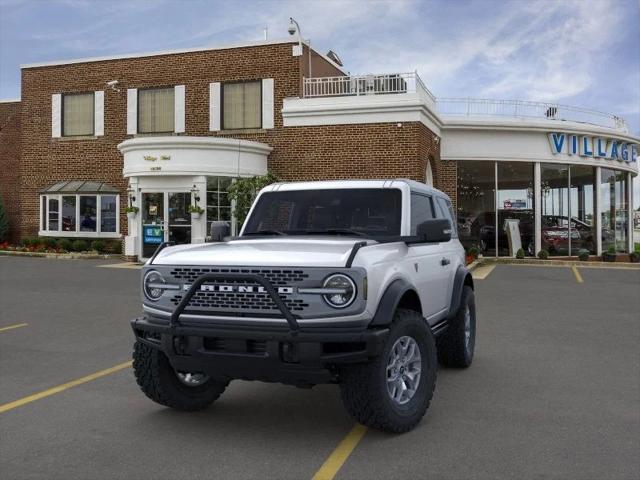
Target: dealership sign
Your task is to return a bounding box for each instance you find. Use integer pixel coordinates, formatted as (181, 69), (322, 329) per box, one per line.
(548, 133), (637, 163)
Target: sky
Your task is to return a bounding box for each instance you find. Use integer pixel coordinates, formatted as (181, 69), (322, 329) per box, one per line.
(0, 0), (638, 204)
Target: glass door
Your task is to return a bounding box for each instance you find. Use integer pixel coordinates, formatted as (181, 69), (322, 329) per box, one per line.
(141, 192), (165, 259)
(167, 192), (191, 245)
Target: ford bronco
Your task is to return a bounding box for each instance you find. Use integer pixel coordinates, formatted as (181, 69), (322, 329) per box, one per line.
(131, 179), (476, 433)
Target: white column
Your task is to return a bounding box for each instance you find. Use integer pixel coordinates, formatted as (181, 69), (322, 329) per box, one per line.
(534, 162), (541, 256)
(628, 172), (634, 253)
(595, 167), (602, 256)
(124, 177), (140, 258)
(191, 175), (207, 244)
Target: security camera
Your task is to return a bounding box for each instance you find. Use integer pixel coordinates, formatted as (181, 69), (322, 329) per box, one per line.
(106, 80), (119, 86)
(288, 18), (297, 35)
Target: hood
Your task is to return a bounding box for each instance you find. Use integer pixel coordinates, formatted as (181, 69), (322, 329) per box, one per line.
(151, 237), (365, 267)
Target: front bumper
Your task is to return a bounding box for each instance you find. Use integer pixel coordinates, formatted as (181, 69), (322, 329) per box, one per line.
(131, 316), (389, 386)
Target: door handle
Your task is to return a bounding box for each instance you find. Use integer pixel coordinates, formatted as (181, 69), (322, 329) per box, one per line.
(440, 257), (450, 266)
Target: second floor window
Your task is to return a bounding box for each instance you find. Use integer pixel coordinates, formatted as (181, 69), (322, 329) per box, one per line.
(138, 87), (174, 133)
(63, 92), (94, 136)
(223, 81), (261, 129)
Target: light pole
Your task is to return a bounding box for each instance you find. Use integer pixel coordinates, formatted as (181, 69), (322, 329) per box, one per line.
(288, 17), (312, 79)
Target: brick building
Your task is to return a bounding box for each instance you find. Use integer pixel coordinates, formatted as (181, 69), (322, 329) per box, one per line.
(0, 38), (637, 260)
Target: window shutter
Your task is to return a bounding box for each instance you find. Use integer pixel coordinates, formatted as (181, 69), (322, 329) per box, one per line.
(51, 94), (62, 138)
(127, 88), (137, 134)
(174, 85), (185, 133)
(209, 82), (221, 131)
(94, 91), (104, 136)
(262, 78), (274, 129)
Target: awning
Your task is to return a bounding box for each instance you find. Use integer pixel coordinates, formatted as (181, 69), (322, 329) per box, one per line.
(41, 181), (120, 194)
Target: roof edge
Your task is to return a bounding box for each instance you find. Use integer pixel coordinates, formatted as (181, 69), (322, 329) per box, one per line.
(21, 38), (304, 69)
(0, 98), (21, 103)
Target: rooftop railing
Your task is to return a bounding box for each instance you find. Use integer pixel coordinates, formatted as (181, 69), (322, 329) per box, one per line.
(303, 72), (436, 102)
(436, 98), (628, 132)
(301, 73), (628, 132)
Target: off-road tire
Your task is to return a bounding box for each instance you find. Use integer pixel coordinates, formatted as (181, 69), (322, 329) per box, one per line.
(133, 341), (228, 411)
(338, 309), (437, 433)
(438, 286), (476, 368)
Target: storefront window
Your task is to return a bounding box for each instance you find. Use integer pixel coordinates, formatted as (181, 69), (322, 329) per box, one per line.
(601, 169), (627, 253)
(100, 195), (117, 233)
(62, 196), (76, 232)
(497, 162), (534, 256)
(40, 193), (119, 236)
(48, 197), (59, 231)
(541, 164), (569, 256)
(206, 176), (233, 234)
(570, 165), (596, 254)
(457, 161), (496, 256)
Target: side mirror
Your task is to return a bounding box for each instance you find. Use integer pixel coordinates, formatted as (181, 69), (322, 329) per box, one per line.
(209, 221), (231, 242)
(416, 218), (452, 243)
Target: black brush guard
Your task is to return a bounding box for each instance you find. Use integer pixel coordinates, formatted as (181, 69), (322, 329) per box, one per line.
(170, 272), (300, 335)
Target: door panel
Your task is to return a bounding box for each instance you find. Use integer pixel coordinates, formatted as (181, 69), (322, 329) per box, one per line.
(142, 192), (165, 258)
(168, 192), (191, 245)
(406, 243), (449, 321)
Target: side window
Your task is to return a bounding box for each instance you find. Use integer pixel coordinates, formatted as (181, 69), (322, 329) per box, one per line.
(410, 193), (434, 234)
(436, 197), (458, 238)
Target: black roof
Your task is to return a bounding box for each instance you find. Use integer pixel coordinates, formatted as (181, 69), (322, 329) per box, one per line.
(41, 181), (120, 194)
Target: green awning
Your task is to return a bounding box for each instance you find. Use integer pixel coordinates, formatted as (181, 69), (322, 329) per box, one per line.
(41, 181), (120, 194)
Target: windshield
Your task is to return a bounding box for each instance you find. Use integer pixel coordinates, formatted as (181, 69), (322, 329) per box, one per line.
(242, 188), (402, 238)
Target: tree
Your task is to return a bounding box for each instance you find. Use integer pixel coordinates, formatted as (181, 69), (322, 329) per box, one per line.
(0, 194), (9, 243)
(227, 173), (279, 227)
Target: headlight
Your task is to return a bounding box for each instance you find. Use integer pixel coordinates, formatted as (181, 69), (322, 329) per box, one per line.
(322, 274), (356, 308)
(143, 270), (165, 301)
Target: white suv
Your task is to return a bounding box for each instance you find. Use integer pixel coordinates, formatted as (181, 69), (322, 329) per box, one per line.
(131, 179), (476, 433)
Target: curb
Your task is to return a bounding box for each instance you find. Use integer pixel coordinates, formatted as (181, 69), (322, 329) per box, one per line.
(0, 250), (121, 260)
(478, 257), (640, 270)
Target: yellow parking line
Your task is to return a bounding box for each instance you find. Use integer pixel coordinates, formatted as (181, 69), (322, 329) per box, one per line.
(0, 323), (28, 333)
(0, 361), (132, 414)
(571, 266), (584, 283)
(312, 424), (367, 480)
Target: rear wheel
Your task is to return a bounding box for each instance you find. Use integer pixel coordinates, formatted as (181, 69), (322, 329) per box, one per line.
(438, 286), (476, 368)
(339, 309), (437, 433)
(132, 341), (228, 411)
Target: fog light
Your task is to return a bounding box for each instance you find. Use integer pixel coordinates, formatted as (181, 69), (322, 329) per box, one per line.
(322, 274), (356, 308)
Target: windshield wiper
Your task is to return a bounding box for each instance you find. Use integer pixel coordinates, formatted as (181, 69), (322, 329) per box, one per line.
(305, 228), (368, 237)
(243, 229), (286, 236)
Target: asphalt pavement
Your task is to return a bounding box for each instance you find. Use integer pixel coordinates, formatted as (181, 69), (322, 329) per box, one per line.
(0, 257), (638, 480)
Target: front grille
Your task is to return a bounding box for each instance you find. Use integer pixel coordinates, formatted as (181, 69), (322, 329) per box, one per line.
(170, 267), (309, 285)
(170, 291), (309, 312)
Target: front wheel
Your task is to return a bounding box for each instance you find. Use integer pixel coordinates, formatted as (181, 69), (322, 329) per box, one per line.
(132, 341), (228, 411)
(338, 309), (438, 433)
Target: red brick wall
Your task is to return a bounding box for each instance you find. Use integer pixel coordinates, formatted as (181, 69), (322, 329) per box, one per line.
(0, 101), (21, 242)
(15, 41), (440, 240)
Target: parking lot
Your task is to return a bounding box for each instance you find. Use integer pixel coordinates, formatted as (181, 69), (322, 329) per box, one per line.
(0, 257), (638, 480)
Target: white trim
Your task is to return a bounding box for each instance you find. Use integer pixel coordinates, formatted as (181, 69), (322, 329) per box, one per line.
(262, 78), (274, 129)
(0, 98), (20, 103)
(127, 89), (137, 135)
(94, 90), (104, 136)
(534, 162), (541, 255)
(595, 167), (602, 256)
(174, 85), (185, 133)
(51, 94), (61, 138)
(209, 82), (221, 131)
(20, 38), (300, 69)
(39, 193), (120, 237)
(628, 172), (633, 253)
(38, 231), (122, 239)
(118, 136), (272, 155)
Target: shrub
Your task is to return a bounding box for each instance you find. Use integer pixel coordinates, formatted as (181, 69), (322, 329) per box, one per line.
(607, 245), (616, 254)
(71, 239), (89, 252)
(41, 237), (57, 249)
(0, 194), (9, 243)
(630, 251), (640, 263)
(20, 237), (34, 247)
(58, 239), (73, 252)
(577, 249), (589, 261)
(106, 240), (122, 254)
(468, 246), (480, 259)
(515, 248), (525, 259)
(537, 249), (549, 260)
(91, 240), (106, 253)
